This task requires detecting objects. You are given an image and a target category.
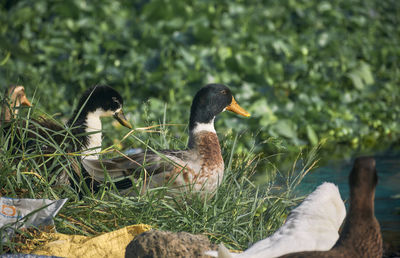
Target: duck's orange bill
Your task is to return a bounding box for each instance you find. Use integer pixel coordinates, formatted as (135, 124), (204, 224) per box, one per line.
(226, 96), (250, 117)
(20, 95), (32, 107)
(114, 109), (133, 129)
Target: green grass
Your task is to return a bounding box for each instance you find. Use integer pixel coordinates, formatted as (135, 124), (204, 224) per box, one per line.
(0, 101), (318, 254)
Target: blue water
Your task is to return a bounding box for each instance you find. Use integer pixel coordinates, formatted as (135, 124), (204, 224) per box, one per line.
(296, 153), (400, 248)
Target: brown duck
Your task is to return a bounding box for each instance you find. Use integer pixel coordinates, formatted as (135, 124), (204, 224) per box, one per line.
(82, 84), (250, 196)
(1, 85), (32, 125)
(279, 156), (383, 258)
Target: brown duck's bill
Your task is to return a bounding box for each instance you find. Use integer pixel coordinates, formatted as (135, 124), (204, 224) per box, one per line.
(114, 109), (133, 129)
(20, 95), (32, 107)
(226, 97), (251, 117)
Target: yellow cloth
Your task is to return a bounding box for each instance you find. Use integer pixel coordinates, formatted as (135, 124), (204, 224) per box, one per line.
(31, 224), (151, 258)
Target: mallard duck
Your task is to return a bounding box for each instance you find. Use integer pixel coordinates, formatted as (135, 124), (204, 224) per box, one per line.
(1, 85), (32, 125)
(208, 182), (346, 258)
(6, 85), (132, 186)
(278, 157), (383, 258)
(23, 85), (132, 155)
(82, 83), (250, 196)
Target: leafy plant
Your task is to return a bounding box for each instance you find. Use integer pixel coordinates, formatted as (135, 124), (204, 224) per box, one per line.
(0, 0), (399, 153)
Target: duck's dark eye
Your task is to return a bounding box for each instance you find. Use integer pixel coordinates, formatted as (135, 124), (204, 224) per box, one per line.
(112, 97), (120, 105)
(220, 90), (228, 95)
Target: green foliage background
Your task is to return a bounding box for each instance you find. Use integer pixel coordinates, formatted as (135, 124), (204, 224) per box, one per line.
(1, 1), (400, 253)
(1, 0), (399, 154)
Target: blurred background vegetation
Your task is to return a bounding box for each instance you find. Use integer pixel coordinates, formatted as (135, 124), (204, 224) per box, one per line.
(1, 1), (400, 254)
(1, 0), (399, 162)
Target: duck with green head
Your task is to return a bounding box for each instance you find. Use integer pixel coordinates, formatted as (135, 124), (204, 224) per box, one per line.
(82, 83), (250, 196)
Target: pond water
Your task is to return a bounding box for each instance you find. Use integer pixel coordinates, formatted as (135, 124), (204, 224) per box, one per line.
(296, 152), (400, 252)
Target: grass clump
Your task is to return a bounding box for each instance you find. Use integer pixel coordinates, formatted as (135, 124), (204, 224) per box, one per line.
(0, 104), (317, 254)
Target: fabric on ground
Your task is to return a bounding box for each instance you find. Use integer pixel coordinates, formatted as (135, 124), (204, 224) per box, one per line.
(30, 224), (151, 258)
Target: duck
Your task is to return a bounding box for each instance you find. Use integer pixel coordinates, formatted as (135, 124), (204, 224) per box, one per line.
(207, 182), (346, 258)
(278, 157), (383, 258)
(1, 85), (32, 126)
(5, 85), (132, 186)
(81, 83), (250, 196)
(28, 85), (131, 154)
(1, 85), (32, 159)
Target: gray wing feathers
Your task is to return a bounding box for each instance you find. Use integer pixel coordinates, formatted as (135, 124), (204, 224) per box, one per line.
(82, 150), (189, 182)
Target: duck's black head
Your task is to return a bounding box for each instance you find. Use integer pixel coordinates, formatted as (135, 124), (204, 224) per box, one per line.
(69, 85), (132, 129)
(189, 84), (250, 130)
(76, 85), (123, 114)
(349, 156), (378, 192)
